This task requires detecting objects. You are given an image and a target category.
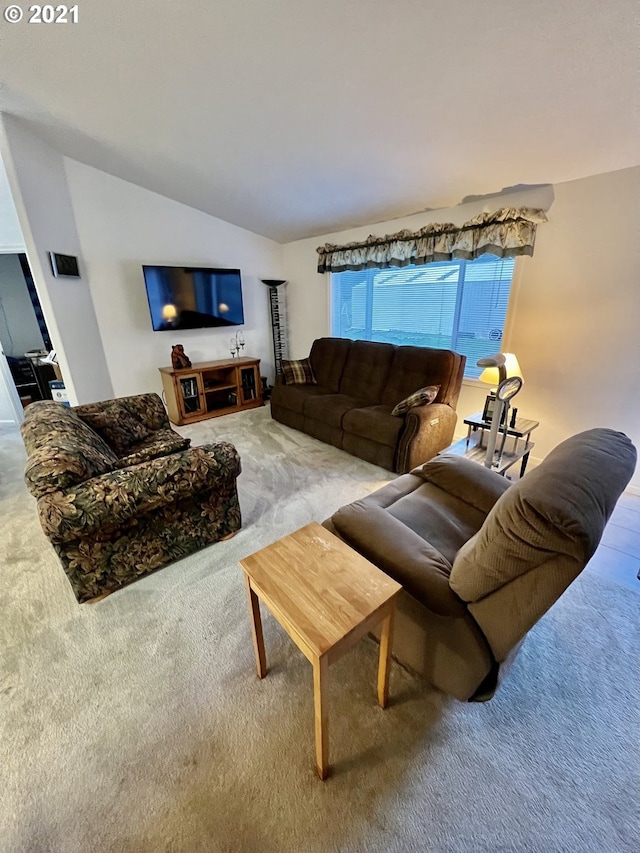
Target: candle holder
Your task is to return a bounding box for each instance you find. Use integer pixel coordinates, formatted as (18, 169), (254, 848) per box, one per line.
(230, 331), (245, 358)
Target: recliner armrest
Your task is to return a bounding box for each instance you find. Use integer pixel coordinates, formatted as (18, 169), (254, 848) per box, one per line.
(331, 502), (466, 617)
(38, 441), (241, 543)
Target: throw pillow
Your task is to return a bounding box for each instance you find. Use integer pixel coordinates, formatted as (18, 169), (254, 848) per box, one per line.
(282, 358), (317, 385)
(391, 384), (440, 417)
(79, 405), (153, 455)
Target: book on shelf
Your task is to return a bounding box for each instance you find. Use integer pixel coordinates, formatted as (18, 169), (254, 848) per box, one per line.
(181, 377), (198, 398)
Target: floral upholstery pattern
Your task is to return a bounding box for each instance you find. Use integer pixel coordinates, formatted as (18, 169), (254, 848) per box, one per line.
(20, 394), (242, 603)
(22, 402), (118, 498)
(75, 393), (174, 455)
(114, 430), (191, 468)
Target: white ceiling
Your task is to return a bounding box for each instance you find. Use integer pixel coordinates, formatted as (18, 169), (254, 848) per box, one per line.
(2, 0), (638, 243)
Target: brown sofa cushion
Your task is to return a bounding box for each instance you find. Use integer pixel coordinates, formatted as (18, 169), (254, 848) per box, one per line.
(339, 340), (395, 403)
(309, 337), (351, 392)
(303, 394), (367, 429)
(382, 346), (462, 408)
(342, 405), (404, 447)
(271, 382), (334, 415)
(386, 481), (488, 566)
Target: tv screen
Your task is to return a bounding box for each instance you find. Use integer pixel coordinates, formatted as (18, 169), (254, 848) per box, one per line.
(142, 265), (245, 331)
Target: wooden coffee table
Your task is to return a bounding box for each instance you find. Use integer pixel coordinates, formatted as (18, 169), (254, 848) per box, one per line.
(240, 522), (401, 780)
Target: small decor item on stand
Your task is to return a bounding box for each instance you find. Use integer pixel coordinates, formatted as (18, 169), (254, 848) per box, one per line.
(229, 330), (245, 358)
(482, 394), (506, 425)
(171, 344), (192, 369)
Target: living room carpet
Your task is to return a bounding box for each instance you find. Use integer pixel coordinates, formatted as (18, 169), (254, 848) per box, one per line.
(1, 407), (638, 853)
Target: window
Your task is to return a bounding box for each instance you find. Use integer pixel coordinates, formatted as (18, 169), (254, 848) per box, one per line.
(330, 255), (515, 379)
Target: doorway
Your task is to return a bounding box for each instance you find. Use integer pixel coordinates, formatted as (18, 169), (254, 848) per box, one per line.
(0, 252), (54, 410)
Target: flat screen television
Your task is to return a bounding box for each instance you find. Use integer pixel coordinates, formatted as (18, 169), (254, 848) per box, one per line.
(142, 265), (245, 331)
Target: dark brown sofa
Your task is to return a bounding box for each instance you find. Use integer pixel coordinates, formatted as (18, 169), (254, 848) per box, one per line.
(270, 338), (466, 472)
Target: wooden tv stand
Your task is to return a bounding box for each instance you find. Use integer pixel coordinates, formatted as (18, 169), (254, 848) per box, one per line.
(159, 357), (262, 425)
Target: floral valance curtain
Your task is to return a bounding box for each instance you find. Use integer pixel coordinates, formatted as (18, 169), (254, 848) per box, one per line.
(316, 207), (548, 273)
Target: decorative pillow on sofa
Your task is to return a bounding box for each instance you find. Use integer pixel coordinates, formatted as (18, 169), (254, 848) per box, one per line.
(391, 384), (440, 417)
(78, 405), (154, 455)
(282, 358), (317, 385)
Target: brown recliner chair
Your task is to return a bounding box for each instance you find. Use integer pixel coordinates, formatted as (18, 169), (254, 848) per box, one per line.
(324, 428), (636, 700)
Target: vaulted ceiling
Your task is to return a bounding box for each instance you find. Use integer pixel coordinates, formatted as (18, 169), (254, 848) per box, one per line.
(2, 0), (638, 242)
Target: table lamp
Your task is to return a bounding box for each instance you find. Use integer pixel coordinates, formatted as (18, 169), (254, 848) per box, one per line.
(477, 352), (523, 424)
(478, 352), (523, 390)
(476, 353), (524, 469)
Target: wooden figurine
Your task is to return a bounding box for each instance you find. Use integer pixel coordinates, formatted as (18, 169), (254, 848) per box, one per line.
(171, 344), (192, 369)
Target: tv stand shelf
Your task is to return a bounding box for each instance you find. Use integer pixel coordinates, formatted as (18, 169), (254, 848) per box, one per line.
(159, 357), (262, 425)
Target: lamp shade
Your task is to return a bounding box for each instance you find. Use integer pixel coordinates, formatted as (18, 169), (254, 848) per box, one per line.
(479, 353), (523, 386)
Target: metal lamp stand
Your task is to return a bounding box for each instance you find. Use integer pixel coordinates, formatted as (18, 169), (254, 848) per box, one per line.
(484, 376), (523, 469)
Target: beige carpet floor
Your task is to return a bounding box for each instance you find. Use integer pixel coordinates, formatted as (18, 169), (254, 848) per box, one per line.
(1, 406), (638, 852)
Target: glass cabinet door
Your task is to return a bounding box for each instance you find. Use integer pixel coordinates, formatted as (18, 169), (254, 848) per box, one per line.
(239, 365), (258, 405)
(178, 374), (204, 417)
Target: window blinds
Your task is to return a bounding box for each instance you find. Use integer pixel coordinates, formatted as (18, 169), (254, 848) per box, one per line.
(331, 255), (515, 379)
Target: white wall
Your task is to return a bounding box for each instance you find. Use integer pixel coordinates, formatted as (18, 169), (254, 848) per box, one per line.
(64, 161), (284, 397)
(282, 169), (640, 490)
(0, 114), (113, 405)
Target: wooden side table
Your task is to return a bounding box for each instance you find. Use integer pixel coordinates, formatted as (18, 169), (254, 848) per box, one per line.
(240, 522), (401, 780)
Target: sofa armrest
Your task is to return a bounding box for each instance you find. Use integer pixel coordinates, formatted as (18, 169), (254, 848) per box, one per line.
(38, 441), (241, 543)
(395, 403), (458, 473)
(331, 502), (466, 617)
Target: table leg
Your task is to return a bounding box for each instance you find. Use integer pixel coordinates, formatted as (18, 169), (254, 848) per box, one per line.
(313, 655), (329, 780)
(377, 606), (395, 708)
(520, 451), (531, 478)
(243, 573), (267, 679)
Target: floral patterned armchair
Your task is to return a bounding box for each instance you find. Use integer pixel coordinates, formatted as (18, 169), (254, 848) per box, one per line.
(20, 393), (241, 603)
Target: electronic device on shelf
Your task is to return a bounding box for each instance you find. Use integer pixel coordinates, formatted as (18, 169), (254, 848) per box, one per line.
(142, 265), (245, 331)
